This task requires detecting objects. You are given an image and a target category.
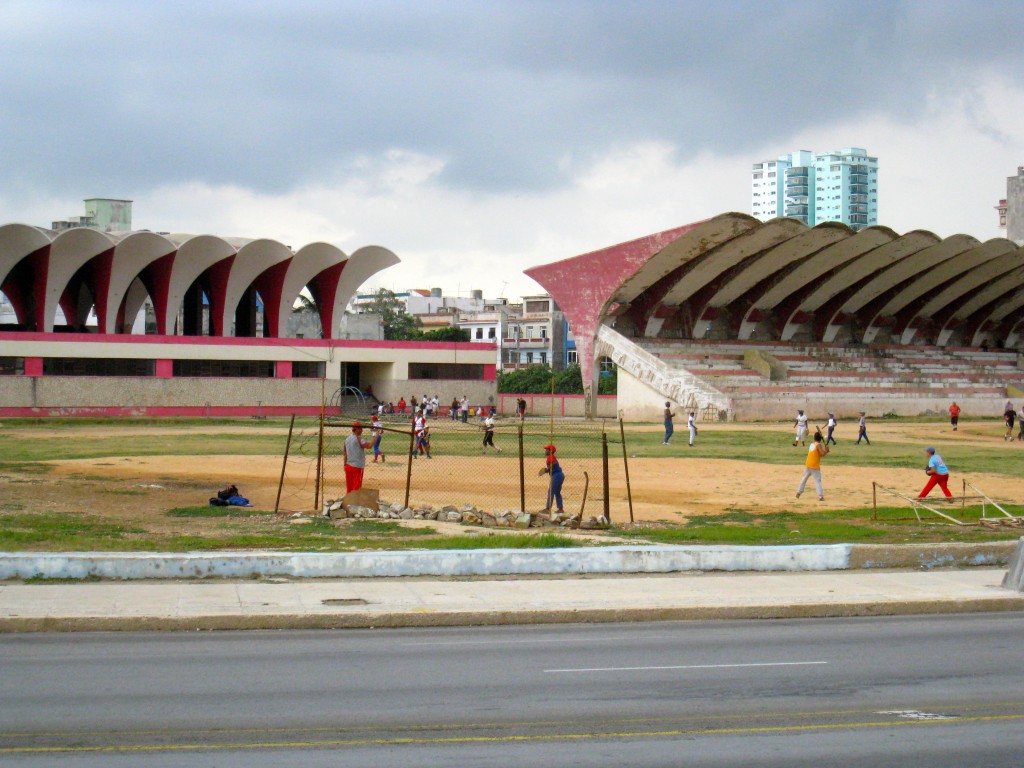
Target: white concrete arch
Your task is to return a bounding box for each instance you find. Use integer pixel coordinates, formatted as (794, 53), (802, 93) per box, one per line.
(936, 265), (1024, 346)
(161, 234), (239, 335)
(321, 245), (400, 339)
(101, 231), (177, 334)
(269, 242), (347, 338)
(218, 239), (293, 336)
(42, 227), (117, 332)
(611, 213), (761, 306)
(738, 226), (896, 340)
(0, 223), (52, 289)
(660, 217), (806, 317)
(899, 248), (1022, 345)
(800, 230), (939, 342)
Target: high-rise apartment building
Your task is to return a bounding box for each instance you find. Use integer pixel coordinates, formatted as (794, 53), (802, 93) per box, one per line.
(751, 148), (878, 230)
(1003, 166), (1024, 245)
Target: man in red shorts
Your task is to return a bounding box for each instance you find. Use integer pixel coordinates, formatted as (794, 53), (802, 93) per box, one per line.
(344, 422), (374, 494)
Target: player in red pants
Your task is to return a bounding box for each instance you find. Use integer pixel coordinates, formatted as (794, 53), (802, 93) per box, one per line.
(918, 447), (953, 499)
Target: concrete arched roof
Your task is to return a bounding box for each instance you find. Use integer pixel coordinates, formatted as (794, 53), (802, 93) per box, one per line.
(0, 223), (399, 337)
(100, 231), (177, 333)
(42, 227), (117, 332)
(524, 213), (1024, 410)
(0, 224), (51, 289)
(265, 242), (347, 338)
(160, 234), (239, 335)
(216, 239), (294, 336)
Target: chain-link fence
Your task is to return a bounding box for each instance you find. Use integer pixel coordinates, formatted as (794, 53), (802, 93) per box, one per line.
(281, 411), (634, 522)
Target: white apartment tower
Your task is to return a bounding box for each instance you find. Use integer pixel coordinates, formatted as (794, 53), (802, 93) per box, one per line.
(751, 148), (878, 230)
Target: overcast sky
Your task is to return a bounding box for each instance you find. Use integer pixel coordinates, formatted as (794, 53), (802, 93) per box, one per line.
(2, 0), (1024, 300)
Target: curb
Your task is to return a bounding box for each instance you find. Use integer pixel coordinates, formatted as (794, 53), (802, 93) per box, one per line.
(0, 542), (1019, 582)
(4, 598), (1024, 633)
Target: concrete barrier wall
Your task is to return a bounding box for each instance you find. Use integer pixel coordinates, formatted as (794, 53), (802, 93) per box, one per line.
(729, 394), (1009, 421)
(0, 545), (853, 580)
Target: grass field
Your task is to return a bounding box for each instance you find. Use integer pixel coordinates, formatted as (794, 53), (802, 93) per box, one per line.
(1, 415), (1022, 553)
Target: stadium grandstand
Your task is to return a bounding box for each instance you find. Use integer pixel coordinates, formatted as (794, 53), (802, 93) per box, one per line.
(526, 212), (1024, 421)
(0, 224), (496, 417)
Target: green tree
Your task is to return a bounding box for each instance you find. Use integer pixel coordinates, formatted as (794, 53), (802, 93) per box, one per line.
(367, 288), (421, 340)
(418, 326), (470, 342)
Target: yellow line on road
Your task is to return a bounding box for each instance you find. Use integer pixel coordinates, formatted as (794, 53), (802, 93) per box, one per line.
(3, 714), (1023, 754)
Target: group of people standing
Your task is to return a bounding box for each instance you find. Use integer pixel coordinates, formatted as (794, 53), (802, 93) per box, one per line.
(662, 402), (697, 446)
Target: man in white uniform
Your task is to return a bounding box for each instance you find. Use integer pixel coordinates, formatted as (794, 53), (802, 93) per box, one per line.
(687, 411), (698, 446)
(793, 410), (808, 446)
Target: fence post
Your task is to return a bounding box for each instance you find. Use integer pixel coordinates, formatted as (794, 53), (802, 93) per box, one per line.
(404, 427), (415, 509)
(602, 431), (610, 523)
(619, 417), (634, 524)
(518, 424), (526, 513)
(274, 414), (296, 515)
(314, 415), (325, 510)
(872, 482), (877, 520)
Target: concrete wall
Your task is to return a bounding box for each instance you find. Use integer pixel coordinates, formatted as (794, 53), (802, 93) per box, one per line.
(729, 393), (1009, 421)
(370, 379), (497, 408)
(616, 367), (725, 422)
(0, 376), (329, 415)
(495, 393), (618, 418)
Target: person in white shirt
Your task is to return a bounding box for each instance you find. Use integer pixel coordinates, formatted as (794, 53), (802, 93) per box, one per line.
(482, 415), (502, 453)
(687, 411), (697, 446)
(793, 410), (809, 446)
(825, 413), (837, 446)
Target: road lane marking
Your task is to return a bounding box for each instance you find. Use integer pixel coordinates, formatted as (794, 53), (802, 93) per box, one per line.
(2, 714), (1022, 755)
(544, 661), (829, 673)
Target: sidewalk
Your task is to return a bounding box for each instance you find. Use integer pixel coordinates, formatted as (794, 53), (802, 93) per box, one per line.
(2, 569), (1022, 632)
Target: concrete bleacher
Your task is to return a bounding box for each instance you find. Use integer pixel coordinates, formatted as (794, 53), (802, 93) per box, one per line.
(631, 338), (1023, 419)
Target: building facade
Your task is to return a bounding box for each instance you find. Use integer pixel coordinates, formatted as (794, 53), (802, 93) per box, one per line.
(1005, 166), (1024, 245)
(752, 148), (878, 230)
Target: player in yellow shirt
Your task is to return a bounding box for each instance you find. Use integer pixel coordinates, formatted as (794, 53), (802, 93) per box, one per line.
(795, 430), (829, 501)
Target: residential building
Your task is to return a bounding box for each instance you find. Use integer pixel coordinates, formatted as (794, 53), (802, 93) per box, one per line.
(52, 198), (133, 233)
(502, 294), (566, 371)
(1005, 166), (1024, 244)
(752, 148), (878, 230)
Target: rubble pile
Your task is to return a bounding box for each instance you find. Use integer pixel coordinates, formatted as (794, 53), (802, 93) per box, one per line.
(323, 500), (611, 531)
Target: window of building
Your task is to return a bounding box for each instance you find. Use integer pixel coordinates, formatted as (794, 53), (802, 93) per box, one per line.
(752, 172), (762, 179)
(830, 164), (840, 171)
(0, 357), (24, 375)
(526, 352), (534, 364)
(172, 359), (274, 378)
(526, 325), (534, 338)
(292, 361), (326, 378)
(488, 327), (495, 339)
(539, 352), (547, 364)
(599, 356), (615, 374)
(524, 300), (548, 314)
(475, 327), (483, 339)
(767, 162), (776, 167)
(44, 358), (154, 376)
(540, 326), (547, 339)
(566, 350), (578, 364)
(767, 172), (775, 178)
(408, 362), (484, 380)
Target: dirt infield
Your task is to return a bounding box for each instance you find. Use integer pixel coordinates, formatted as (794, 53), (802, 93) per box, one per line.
(45, 452), (1024, 525)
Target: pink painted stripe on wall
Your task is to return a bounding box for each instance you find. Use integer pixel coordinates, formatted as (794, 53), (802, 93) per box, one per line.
(0, 405), (328, 419)
(0, 330), (495, 352)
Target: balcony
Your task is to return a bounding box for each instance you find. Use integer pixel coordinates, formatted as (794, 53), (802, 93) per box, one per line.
(849, 194), (869, 204)
(785, 204), (809, 216)
(785, 167), (809, 179)
(785, 183), (809, 196)
(850, 184), (868, 195)
(849, 203), (869, 214)
(850, 165), (868, 174)
(849, 173), (868, 184)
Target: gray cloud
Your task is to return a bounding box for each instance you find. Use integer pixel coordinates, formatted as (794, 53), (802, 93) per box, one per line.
(2, 0), (1023, 199)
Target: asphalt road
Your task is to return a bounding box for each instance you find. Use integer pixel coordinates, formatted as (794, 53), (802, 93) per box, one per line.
(2, 613), (1024, 766)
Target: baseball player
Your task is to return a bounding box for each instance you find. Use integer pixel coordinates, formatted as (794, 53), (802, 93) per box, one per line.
(793, 410), (808, 446)
(796, 430), (829, 501)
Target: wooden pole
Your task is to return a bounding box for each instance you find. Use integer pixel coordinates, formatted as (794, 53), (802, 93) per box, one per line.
(872, 482), (877, 520)
(404, 426), (415, 509)
(619, 417), (634, 524)
(518, 423), (526, 513)
(274, 414), (296, 515)
(314, 414), (325, 510)
(601, 430), (610, 522)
